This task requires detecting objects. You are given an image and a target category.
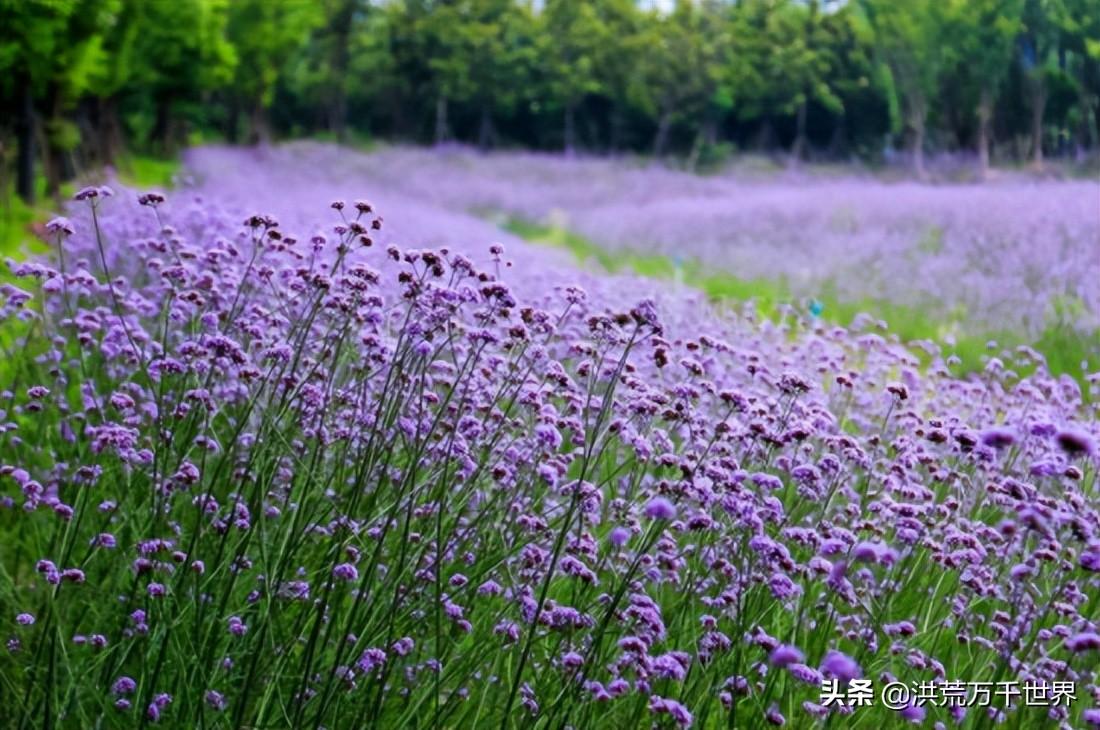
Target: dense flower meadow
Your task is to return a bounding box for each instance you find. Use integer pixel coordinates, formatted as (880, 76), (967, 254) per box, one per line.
(1, 149), (1099, 729)
(244, 143), (1100, 339)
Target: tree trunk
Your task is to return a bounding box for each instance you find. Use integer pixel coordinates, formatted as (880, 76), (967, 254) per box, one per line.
(754, 119), (775, 152)
(1094, 103), (1100, 156)
(1028, 79), (1047, 170)
(687, 129), (704, 172)
(687, 116), (717, 172)
(977, 88), (993, 181)
(585, 116), (600, 151)
(912, 123), (926, 180)
(563, 102), (576, 156)
(41, 120), (63, 204)
(827, 118), (845, 157)
(99, 96), (123, 167)
(75, 99), (97, 171)
(652, 109), (672, 158)
(15, 75), (35, 204)
(329, 0), (354, 143)
(791, 99), (808, 164)
(225, 96), (240, 144)
(435, 95), (449, 145)
(907, 95), (927, 180)
(609, 107), (624, 153)
(153, 96), (172, 155)
(477, 106), (494, 150)
(331, 82), (349, 144)
(1075, 83), (1094, 161)
(249, 102), (271, 145)
(42, 89), (64, 203)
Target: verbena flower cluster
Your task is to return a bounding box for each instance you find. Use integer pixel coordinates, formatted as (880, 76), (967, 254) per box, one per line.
(1, 158), (1099, 728)
(244, 143), (1100, 338)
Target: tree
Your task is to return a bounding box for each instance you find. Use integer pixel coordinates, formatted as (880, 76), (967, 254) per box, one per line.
(410, 0), (536, 148)
(0, 0), (117, 201)
(127, 0), (236, 153)
(722, 0), (786, 153)
(86, 0), (142, 167)
(632, 1), (725, 158)
(1018, 0), (1061, 169)
(761, 0), (846, 162)
(1047, 0), (1100, 160)
(943, 0), (1024, 178)
(588, 0), (646, 152)
(227, 0), (320, 144)
(323, 0), (361, 143)
(540, 0), (608, 154)
(816, 2), (880, 158)
(860, 0), (947, 178)
(277, 0), (368, 143)
(2, 0), (1097, 190)
(465, 0), (539, 149)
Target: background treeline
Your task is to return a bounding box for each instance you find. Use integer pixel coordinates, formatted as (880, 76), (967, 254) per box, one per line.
(2, 0), (1099, 204)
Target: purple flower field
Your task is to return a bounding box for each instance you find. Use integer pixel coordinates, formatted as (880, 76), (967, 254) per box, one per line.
(240, 143), (1100, 338)
(1, 144), (1099, 728)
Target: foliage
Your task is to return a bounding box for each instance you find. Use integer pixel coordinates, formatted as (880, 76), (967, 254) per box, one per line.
(4, 0), (1100, 198)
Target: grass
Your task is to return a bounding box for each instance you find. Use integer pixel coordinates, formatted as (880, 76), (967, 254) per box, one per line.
(500, 216), (1098, 389)
(0, 154), (180, 261)
(0, 193), (46, 261)
(0, 154), (181, 388)
(115, 154), (180, 189)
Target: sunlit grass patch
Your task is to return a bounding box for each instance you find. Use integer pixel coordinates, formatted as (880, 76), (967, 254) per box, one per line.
(115, 155), (180, 189)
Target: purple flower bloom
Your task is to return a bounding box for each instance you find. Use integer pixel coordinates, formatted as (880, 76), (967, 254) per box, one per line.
(112, 676), (137, 695)
(652, 651), (691, 681)
(820, 650), (861, 682)
(333, 563), (359, 582)
(769, 644), (804, 667)
(356, 647), (387, 673)
(92, 532), (117, 548)
(899, 703), (926, 723)
(146, 693), (171, 722)
(787, 663), (823, 685)
(644, 496), (677, 521)
(1055, 428), (1096, 457)
(851, 541), (879, 562)
(980, 427), (1016, 450)
(561, 651), (584, 669)
(477, 579), (502, 596)
(649, 695), (694, 727)
(45, 217), (75, 236)
(15, 613), (34, 626)
(1065, 632), (1100, 652)
(608, 526), (631, 547)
